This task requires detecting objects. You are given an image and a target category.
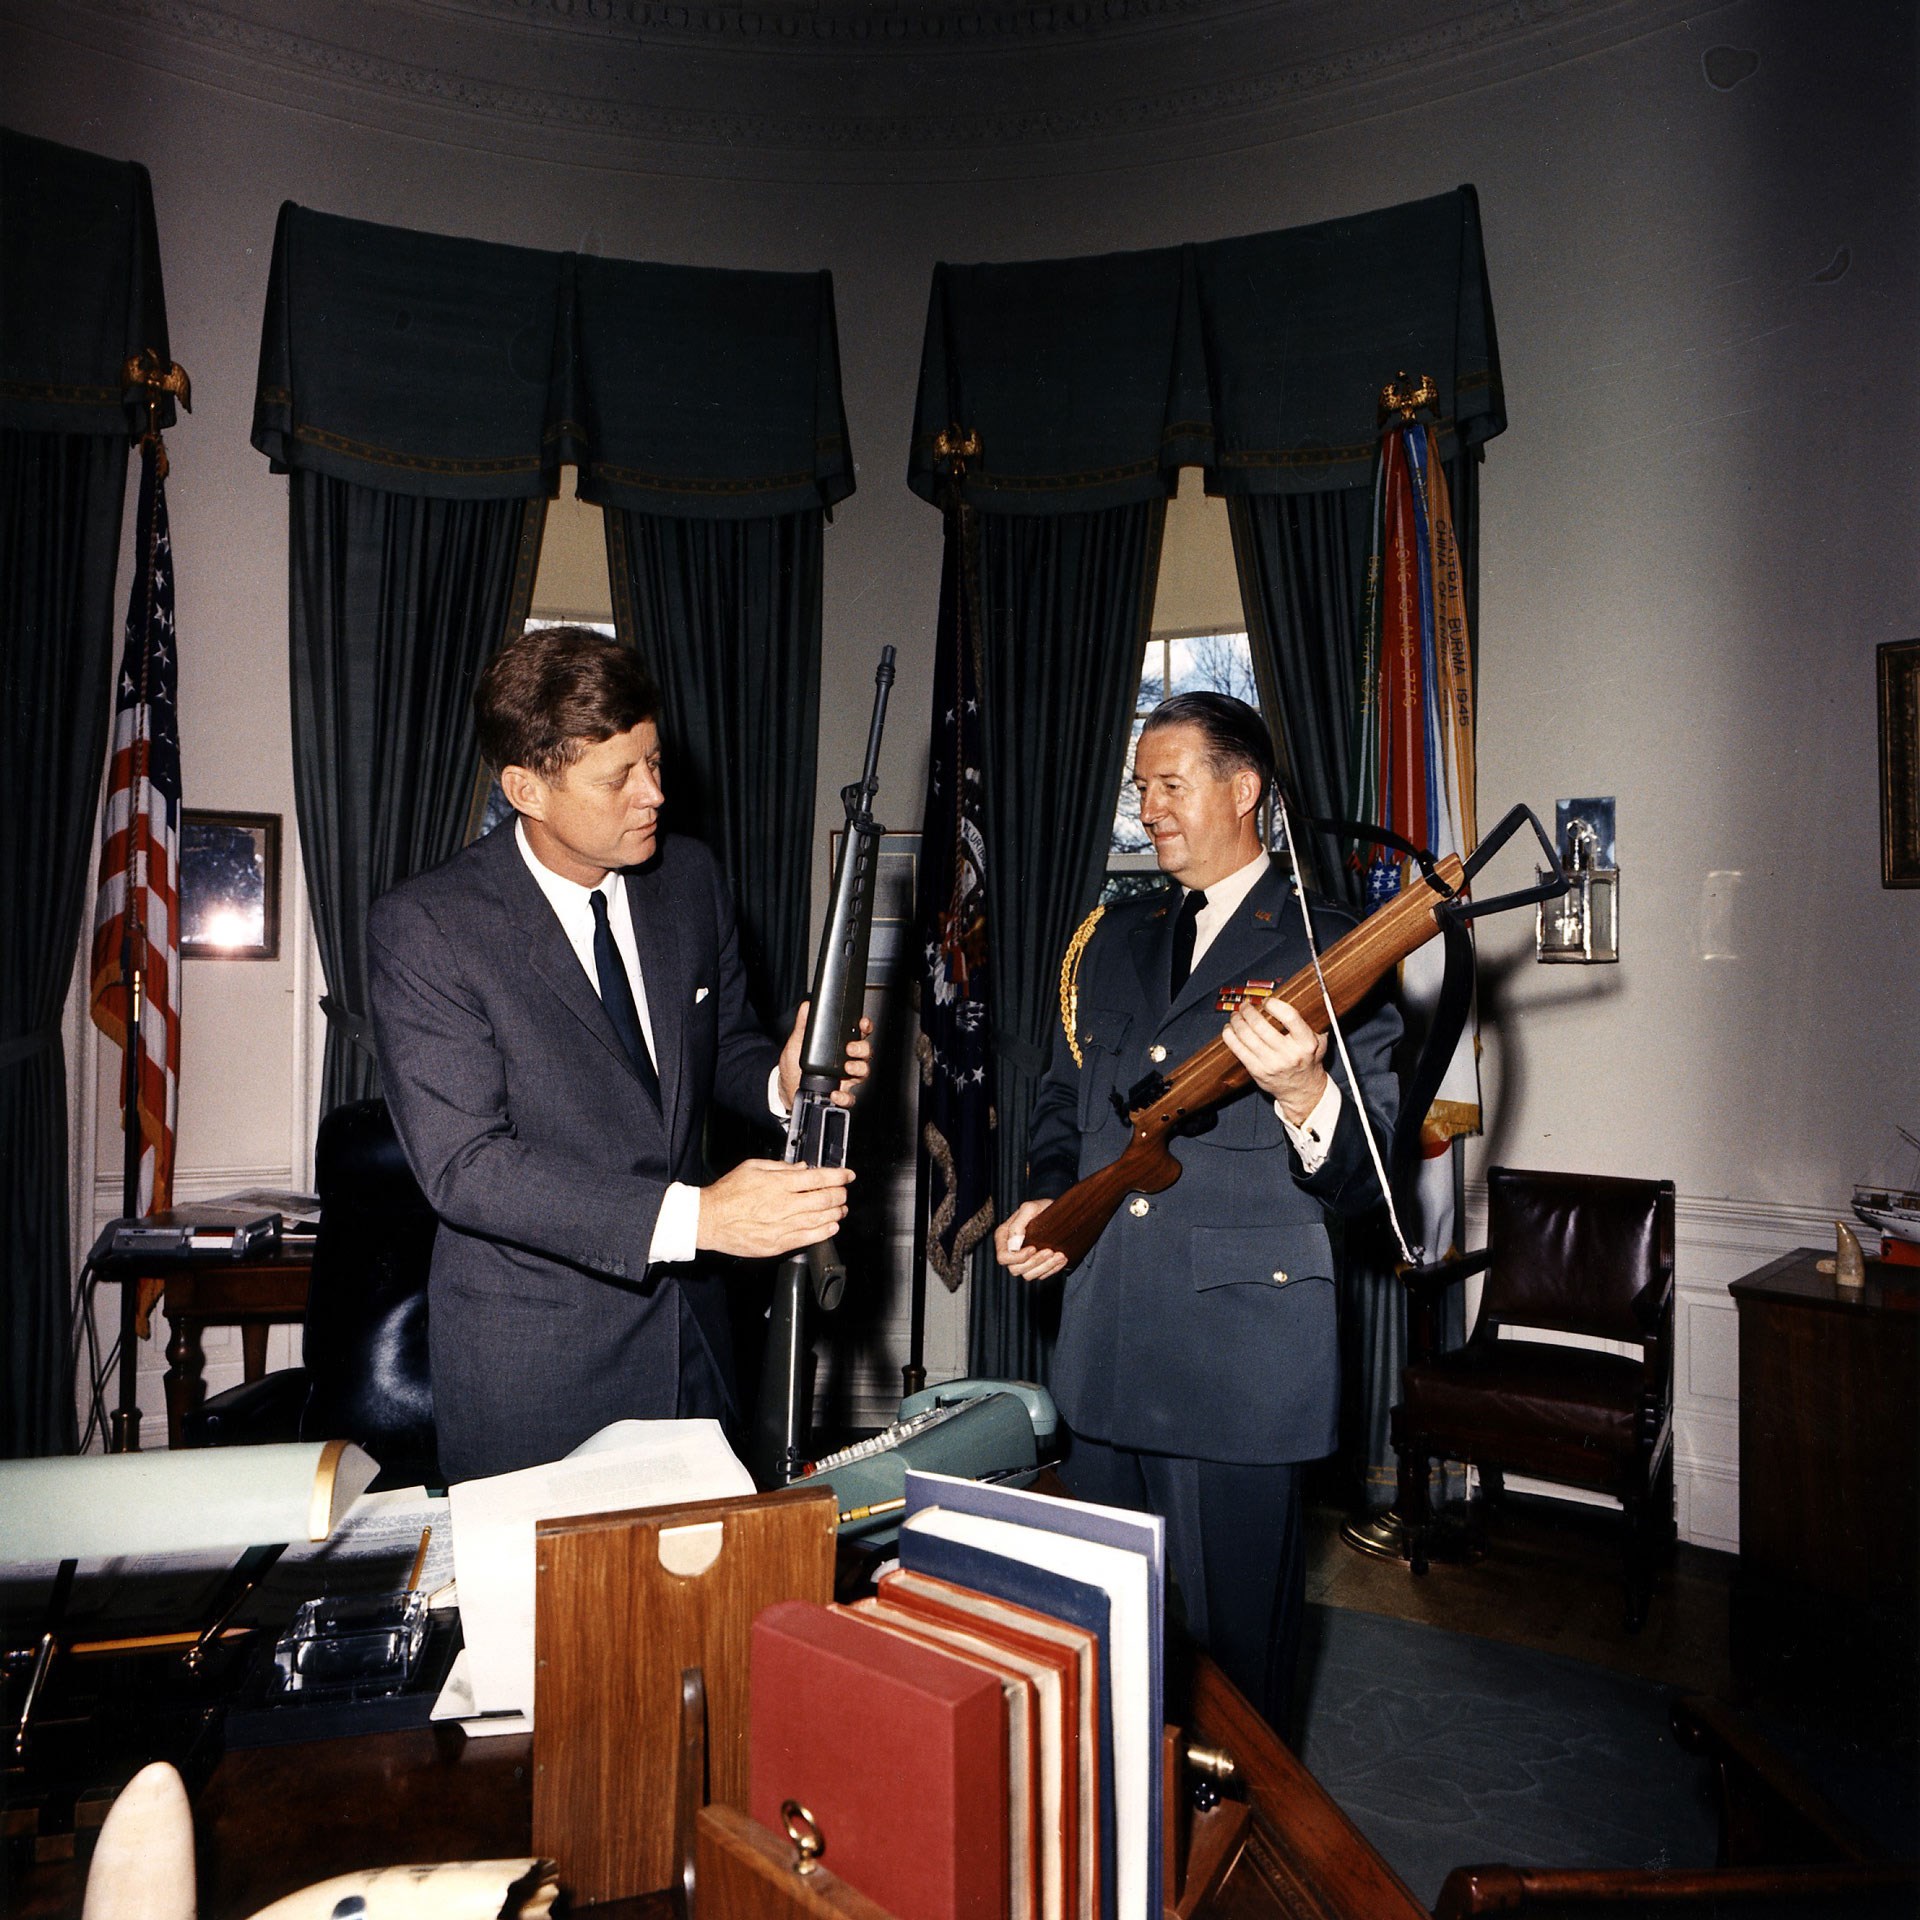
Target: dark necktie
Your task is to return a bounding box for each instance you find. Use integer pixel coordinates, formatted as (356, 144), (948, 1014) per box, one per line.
(590, 888), (661, 1107)
(1169, 887), (1208, 999)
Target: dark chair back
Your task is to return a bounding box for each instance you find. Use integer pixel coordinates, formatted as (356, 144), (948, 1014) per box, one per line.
(301, 1097), (442, 1484)
(1480, 1166), (1672, 1345)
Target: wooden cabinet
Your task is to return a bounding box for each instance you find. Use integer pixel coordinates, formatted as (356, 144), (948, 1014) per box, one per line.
(1728, 1248), (1920, 1688)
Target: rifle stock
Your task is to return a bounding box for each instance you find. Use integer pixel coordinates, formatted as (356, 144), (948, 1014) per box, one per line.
(1023, 855), (1465, 1268)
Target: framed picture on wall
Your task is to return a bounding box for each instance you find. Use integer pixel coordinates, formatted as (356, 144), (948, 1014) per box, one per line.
(180, 810), (281, 959)
(1882, 639), (1920, 888)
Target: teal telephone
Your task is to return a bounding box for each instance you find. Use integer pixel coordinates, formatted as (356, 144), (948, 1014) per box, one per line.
(796, 1378), (1059, 1539)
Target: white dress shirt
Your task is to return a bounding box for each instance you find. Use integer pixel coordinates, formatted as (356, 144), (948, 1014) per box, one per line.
(1180, 849), (1344, 1173)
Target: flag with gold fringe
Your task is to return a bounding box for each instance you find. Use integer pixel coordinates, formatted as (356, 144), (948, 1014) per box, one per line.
(90, 438), (183, 1258)
(1351, 415), (1479, 1256)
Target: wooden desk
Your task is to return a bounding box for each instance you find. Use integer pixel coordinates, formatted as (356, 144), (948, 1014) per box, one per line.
(1728, 1246), (1920, 1689)
(14, 1659), (1424, 1920)
(159, 1239), (313, 1448)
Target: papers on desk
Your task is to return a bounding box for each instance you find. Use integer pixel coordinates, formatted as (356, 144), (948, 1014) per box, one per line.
(444, 1419), (753, 1727)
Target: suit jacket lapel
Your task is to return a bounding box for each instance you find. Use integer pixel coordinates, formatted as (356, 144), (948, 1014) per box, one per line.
(1129, 895), (1177, 1011)
(1164, 861), (1295, 1028)
(625, 859), (685, 1142)
(482, 825), (660, 1096)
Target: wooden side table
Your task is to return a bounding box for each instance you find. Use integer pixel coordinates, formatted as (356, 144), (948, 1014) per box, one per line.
(159, 1239), (315, 1448)
(1728, 1246), (1920, 1690)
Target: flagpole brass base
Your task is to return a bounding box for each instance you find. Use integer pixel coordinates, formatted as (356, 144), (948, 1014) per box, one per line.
(1340, 1508), (1413, 1561)
(1339, 1501), (1487, 1567)
(107, 1409), (142, 1455)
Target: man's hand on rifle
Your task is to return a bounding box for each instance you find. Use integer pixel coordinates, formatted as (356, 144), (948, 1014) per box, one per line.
(697, 1159), (855, 1259)
(776, 1002), (874, 1113)
(1221, 993), (1329, 1126)
(995, 1199), (1068, 1282)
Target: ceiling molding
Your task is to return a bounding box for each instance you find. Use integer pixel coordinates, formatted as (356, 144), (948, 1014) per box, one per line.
(18, 0), (1736, 184)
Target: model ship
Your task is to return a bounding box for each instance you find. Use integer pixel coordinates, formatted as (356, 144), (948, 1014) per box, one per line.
(1853, 1127), (1920, 1247)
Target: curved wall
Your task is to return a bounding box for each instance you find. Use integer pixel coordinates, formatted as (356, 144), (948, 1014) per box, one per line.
(10, 0), (1914, 1514)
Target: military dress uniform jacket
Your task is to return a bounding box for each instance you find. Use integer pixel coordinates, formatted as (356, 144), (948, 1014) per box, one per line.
(367, 822), (782, 1480)
(1025, 861), (1401, 1468)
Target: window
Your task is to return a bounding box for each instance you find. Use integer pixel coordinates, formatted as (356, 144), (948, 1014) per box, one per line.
(1103, 629), (1264, 902)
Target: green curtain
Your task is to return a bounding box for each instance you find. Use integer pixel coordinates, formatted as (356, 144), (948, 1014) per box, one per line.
(254, 206), (853, 519)
(970, 500), (1165, 1380)
(1229, 454), (1480, 1510)
(605, 507), (823, 1026)
(0, 430), (129, 1455)
(1, 129), (171, 1457)
(289, 472), (542, 1112)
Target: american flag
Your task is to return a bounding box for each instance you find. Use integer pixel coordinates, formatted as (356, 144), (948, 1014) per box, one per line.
(90, 441), (182, 1219)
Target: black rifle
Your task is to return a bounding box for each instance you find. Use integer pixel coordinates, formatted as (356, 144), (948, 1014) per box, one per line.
(747, 646), (895, 1489)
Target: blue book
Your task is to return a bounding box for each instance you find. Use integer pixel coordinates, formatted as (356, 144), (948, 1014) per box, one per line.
(903, 1470), (1164, 1919)
(898, 1522), (1118, 1920)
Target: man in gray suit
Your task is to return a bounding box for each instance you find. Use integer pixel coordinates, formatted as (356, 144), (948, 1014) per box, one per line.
(369, 625), (867, 1481)
(996, 693), (1398, 1730)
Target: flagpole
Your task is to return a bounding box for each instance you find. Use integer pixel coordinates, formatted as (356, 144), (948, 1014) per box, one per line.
(110, 958), (144, 1453)
(104, 352), (190, 1452)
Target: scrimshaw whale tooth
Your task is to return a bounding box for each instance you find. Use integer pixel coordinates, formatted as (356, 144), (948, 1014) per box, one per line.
(82, 1761), (196, 1920)
(243, 1860), (559, 1920)
(1817, 1219), (1868, 1288)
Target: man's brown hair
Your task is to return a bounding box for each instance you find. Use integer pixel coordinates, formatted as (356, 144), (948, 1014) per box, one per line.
(474, 624), (659, 780)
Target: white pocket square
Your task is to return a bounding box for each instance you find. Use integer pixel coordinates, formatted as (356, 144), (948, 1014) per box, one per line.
(694, 986), (710, 1004)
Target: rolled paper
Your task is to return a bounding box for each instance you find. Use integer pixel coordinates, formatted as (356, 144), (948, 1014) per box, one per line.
(82, 1762), (195, 1920)
(0, 1441), (378, 1562)
(243, 1861), (558, 1920)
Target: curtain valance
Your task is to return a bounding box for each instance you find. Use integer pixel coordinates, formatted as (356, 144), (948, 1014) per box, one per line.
(0, 129), (173, 437)
(908, 186), (1503, 511)
(252, 205), (855, 517)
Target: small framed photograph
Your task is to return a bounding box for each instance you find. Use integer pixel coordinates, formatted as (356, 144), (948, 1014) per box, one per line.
(181, 811), (281, 959)
(829, 829), (919, 982)
(1881, 640), (1920, 888)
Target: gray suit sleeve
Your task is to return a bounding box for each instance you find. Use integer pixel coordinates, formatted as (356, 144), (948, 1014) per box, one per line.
(368, 889), (668, 1283)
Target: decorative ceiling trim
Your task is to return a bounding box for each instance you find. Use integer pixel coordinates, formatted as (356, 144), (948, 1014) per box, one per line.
(15, 0), (1741, 184)
(413, 0), (1209, 54)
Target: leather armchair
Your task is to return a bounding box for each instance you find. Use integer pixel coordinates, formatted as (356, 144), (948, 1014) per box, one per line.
(1390, 1165), (1677, 1630)
(190, 1099), (442, 1487)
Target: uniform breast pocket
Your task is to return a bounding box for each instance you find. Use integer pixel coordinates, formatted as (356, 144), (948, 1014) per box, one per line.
(1190, 1221), (1334, 1293)
(1073, 1005), (1135, 1131)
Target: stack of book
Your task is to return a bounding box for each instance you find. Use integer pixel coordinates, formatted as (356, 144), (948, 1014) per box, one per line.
(749, 1472), (1164, 1920)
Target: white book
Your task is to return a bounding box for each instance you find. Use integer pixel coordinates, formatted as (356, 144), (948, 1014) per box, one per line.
(902, 1504), (1154, 1920)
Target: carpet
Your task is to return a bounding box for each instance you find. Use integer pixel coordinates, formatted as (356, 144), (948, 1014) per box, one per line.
(1294, 1604), (1720, 1907)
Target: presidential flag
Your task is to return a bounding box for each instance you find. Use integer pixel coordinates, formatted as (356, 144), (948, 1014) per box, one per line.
(914, 505), (995, 1289)
(90, 439), (182, 1222)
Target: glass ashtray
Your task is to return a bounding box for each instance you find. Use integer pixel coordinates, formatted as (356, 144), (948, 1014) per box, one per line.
(271, 1589), (428, 1700)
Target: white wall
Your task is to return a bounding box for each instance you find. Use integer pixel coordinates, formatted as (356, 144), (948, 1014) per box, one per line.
(16, 0), (1914, 1502)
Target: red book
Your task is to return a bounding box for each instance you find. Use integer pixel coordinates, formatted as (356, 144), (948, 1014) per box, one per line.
(750, 1600), (1010, 1920)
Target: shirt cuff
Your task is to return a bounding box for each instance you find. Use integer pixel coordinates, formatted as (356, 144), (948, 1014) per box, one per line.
(767, 1063), (788, 1120)
(1278, 1077), (1344, 1174)
(649, 1182), (702, 1265)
